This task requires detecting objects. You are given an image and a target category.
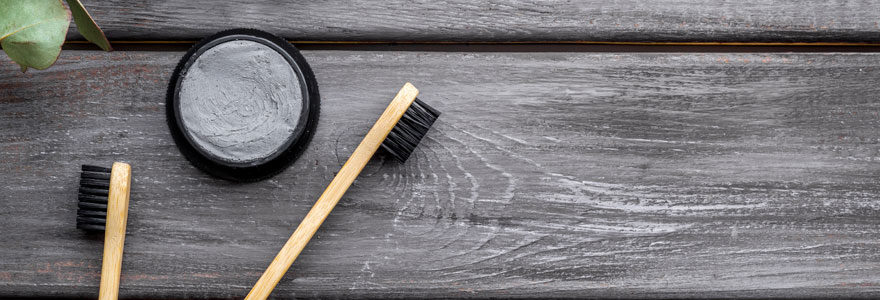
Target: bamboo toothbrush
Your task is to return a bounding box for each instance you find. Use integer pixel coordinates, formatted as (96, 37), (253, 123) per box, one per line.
(77, 162), (132, 300)
(246, 82), (440, 300)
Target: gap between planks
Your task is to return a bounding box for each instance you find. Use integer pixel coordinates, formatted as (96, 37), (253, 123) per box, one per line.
(62, 40), (880, 53)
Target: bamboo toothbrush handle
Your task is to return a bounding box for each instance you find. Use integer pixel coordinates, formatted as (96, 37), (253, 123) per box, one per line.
(246, 83), (420, 300)
(99, 162), (131, 300)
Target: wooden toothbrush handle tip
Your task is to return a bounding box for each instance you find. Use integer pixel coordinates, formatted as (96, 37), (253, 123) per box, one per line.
(98, 162), (131, 300)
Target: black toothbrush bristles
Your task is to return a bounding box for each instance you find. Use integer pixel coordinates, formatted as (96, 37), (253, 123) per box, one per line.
(381, 98), (441, 162)
(77, 165), (111, 232)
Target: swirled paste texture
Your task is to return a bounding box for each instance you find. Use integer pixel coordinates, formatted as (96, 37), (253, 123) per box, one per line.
(178, 40), (303, 164)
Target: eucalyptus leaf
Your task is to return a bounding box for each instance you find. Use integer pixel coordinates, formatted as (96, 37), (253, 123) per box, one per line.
(66, 0), (111, 51)
(0, 0), (71, 71)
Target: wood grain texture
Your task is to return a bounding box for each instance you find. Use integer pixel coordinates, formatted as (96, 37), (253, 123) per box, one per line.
(1, 51), (879, 298)
(67, 0), (880, 43)
(246, 83), (419, 300)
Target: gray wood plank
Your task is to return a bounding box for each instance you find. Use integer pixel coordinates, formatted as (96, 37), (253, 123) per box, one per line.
(68, 0), (880, 43)
(1, 51), (880, 298)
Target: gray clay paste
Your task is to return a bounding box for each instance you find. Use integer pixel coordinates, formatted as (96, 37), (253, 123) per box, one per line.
(178, 40), (303, 164)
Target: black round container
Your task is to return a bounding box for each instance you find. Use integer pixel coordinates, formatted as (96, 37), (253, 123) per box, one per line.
(166, 29), (320, 181)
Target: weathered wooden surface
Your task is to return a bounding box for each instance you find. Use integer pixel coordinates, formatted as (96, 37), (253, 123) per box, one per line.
(69, 0), (880, 43)
(1, 51), (880, 298)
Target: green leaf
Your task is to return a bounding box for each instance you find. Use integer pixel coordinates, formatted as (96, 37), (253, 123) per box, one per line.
(66, 0), (111, 51)
(0, 0), (71, 71)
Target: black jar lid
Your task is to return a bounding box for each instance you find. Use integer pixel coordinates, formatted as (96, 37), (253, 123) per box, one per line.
(166, 29), (320, 181)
